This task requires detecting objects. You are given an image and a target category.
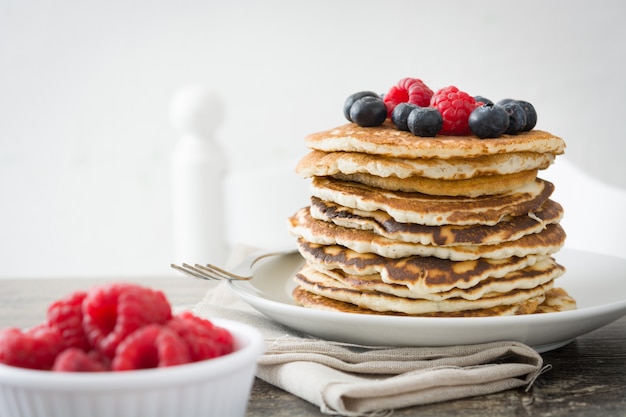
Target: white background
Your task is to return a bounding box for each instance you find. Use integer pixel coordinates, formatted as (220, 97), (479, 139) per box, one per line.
(1, 0), (625, 278)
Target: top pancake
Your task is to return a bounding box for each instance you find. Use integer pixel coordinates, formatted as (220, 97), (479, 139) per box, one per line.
(305, 121), (566, 159)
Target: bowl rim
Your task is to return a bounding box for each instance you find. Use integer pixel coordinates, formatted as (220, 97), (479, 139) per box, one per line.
(0, 318), (265, 390)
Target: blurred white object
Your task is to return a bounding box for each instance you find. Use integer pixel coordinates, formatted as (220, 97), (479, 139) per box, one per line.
(224, 158), (310, 250)
(0, 318), (264, 417)
(542, 157), (626, 260)
(170, 85), (227, 265)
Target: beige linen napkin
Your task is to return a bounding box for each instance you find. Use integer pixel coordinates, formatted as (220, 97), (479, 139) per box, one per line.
(193, 280), (547, 417)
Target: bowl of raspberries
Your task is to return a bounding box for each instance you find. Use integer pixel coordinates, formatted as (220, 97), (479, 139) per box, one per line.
(0, 282), (265, 417)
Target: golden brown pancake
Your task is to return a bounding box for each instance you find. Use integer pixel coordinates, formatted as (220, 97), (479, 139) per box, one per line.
(295, 239), (547, 293)
(380, 253), (549, 293)
(310, 176), (554, 226)
(330, 170), (537, 197)
(310, 197), (564, 246)
(304, 121), (566, 159)
(296, 149), (555, 180)
(292, 286), (545, 317)
(293, 265), (553, 315)
(296, 239), (387, 275)
(535, 287), (577, 313)
(289, 207), (566, 261)
(318, 257), (564, 301)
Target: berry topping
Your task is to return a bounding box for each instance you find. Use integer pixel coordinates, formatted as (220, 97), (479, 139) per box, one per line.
(82, 283), (172, 359)
(474, 95), (493, 106)
(112, 325), (191, 371)
(496, 98), (515, 106)
(430, 86), (479, 135)
(390, 102), (419, 131)
(383, 77), (433, 117)
(469, 104), (510, 139)
(167, 311), (234, 361)
(407, 107), (443, 137)
(0, 326), (63, 370)
(52, 348), (108, 372)
(47, 290), (90, 351)
(348, 95), (387, 127)
(341, 78), (539, 138)
(500, 101), (527, 134)
(514, 100), (537, 131)
(343, 91), (380, 122)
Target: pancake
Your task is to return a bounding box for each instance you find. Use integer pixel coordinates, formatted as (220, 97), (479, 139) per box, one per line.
(310, 197), (564, 246)
(295, 239), (547, 293)
(293, 265), (553, 315)
(535, 287), (577, 313)
(320, 257), (563, 301)
(304, 121), (566, 159)
(310, 176), (554, 226)
(381, 253), (547, 293)
(330, 169), (537, 197)
(296, 149), (555, 180)
(289, 207), (566, 261)
(293, 286), (554, 317)
(296, 239), (387, 275)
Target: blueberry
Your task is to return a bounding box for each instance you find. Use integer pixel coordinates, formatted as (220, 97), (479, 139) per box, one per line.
(468, 104), (510, 138)
(343, 91), (380, 122)
(391, 102), (419, 131)
(407, 107), (442, 137)
(496, 98), (515, 106)
(349, 96), (387, 127)
(501, 102), (527, 134)
(474, 96), (493, 106)
(515, 100), (537, 131)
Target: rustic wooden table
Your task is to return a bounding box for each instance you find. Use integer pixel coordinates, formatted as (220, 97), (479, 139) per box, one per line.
(1, 277), (624, 417)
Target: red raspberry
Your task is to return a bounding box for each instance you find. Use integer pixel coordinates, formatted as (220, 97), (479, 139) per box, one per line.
(167, 312), (234, 361)
(47, 290), (90, 351)
(53, 348), (108, 372)
(83, 283), (172, 359)
(429, 86), (479, 135)
(383, 77), (434, 117)
(0, 325), (63, 370)
(112, 324), (191, 371)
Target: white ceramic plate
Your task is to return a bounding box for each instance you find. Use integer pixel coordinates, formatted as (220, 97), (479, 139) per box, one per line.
(229, 249), (626, 353)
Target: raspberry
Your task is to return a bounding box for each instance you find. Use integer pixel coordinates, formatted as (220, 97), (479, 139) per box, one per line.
(83, 283), (172, 359)
(112, 325), (191, 371)
(383, 78), (434, 117)
(0, 325), (63, 370)
(47, 290), (90, 351)
(167, 312), (234, 361)
(430, 86), (479, 135)
(53, 348), (108, 372)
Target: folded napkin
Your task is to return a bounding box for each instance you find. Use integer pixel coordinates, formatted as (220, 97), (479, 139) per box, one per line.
(192, 247), (548, 417)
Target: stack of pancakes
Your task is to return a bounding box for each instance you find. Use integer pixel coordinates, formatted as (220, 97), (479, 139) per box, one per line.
(287, 121), (577, 317)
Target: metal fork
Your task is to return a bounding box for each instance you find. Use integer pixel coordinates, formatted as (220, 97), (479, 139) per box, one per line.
(171, 248), (297, 281)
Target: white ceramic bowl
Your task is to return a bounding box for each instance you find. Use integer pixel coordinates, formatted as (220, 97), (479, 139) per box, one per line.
(0, 318), (264, 417)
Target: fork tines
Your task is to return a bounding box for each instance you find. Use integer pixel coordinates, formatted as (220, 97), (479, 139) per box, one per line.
(171, 263), (229, 281)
